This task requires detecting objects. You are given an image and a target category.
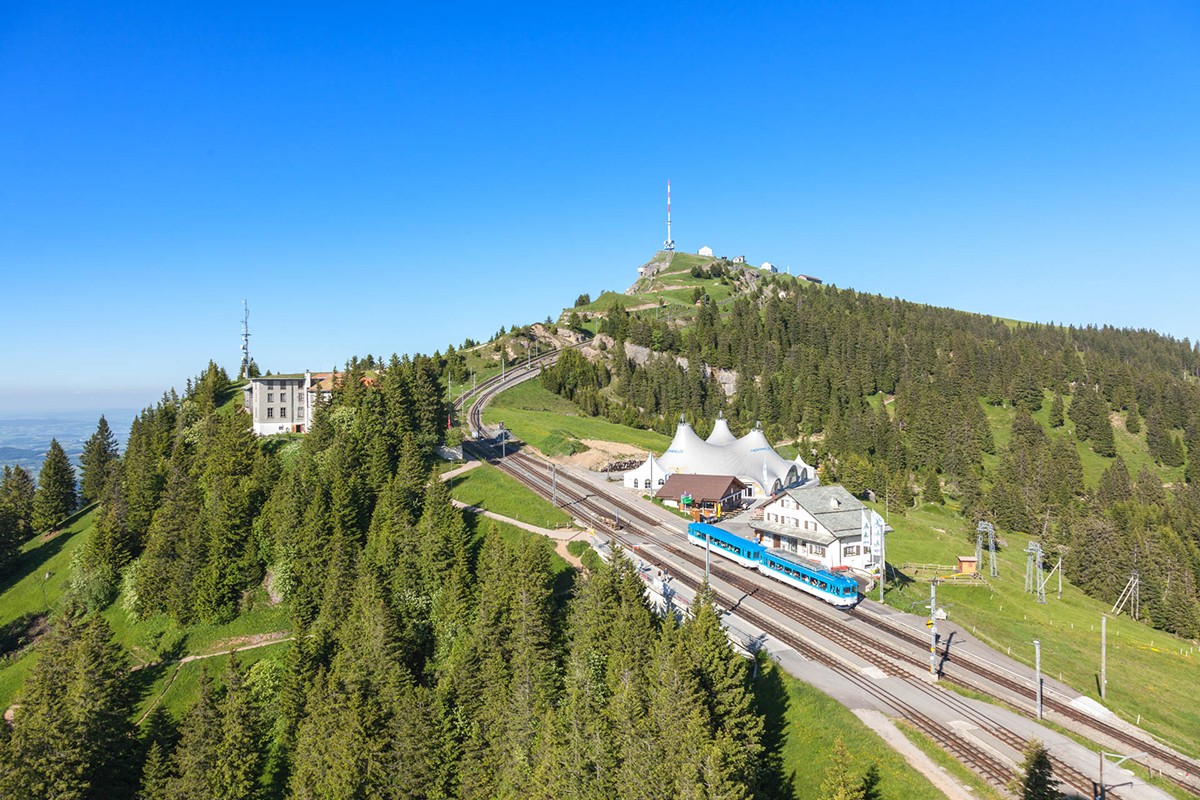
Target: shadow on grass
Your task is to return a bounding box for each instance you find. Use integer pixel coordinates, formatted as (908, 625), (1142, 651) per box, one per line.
(752, 657), (792, 800)
(0, 510), (92, 598)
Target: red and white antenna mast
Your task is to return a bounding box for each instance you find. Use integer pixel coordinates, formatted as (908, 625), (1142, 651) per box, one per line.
(664, 180), (676, 252)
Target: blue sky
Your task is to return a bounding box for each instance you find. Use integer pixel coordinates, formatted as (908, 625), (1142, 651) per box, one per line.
(3, 3), (1199, 413)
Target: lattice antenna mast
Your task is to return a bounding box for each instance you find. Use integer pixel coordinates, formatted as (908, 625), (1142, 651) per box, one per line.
(663, 180), (675, 252)
(239, 300), (252, 379)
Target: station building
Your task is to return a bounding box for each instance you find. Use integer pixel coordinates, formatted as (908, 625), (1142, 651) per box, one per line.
(653, 473), (749, 517)
(750, 484), (886, 573)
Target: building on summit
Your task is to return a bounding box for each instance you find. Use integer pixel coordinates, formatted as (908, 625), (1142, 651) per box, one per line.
(623, 413), (814, 498)
(243, 370), (376, 436)
(698, 245), (714, 257)
(243, 371), (327, 436)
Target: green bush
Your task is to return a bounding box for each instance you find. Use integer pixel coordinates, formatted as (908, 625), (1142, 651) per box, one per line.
(580, 547), (604, 572)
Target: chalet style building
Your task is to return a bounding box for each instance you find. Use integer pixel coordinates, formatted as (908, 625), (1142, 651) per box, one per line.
(749, 485), (886, 573)
(654, 474), (749, 517)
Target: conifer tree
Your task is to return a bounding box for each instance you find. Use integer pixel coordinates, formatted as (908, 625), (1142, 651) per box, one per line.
(1090, 412), (1116, 458)
(1125, 401), (1141, 434)
(80, 415), (120, 505)
(213, 655), (265, 800)
(168, 667), (222, 799)
(1048, 393), (1064, 428)
(0, 499), (20, 575)
(32, 438), (77, 532)
(1, 465), (36, 539)
(1015, 739), (1063, 800)
(1, 613), (134, 799)
(923, 468), (944, 505)
(819, 737), (865, 800)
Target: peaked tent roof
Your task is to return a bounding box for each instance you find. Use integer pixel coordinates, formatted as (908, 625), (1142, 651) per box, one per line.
(651, 417), (814, 494)
(706, 413), (738, 446)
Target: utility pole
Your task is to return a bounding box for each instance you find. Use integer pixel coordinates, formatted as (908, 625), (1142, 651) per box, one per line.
(1034, 639), (1043, 720)
(1101, 615), (1107, 700)
(878, 514), (887, 603)
(705, 527), (711, 584)
(929, 581), (938, 680)
(551, 463), (557, 507)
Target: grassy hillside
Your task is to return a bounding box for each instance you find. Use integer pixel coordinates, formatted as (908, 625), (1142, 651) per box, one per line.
(877, 499), (1200, 758)
(448, 462), (573, 529)
(980, 390), (1184, 490)
(0, 510), (292, 715)
(483, 379), (670, 457)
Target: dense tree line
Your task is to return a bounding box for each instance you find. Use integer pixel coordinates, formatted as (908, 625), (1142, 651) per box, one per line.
(1, 344), (798, 798)
(542, 276), (1200, 637)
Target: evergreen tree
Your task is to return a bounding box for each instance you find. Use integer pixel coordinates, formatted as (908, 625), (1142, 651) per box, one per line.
(1048, 393), (1064, 428)
(819, 737), (865, 800)
(80, 415), (120, 505)
(1015, 739), (1062, 800)
(213, 655), (265, 800)
(1, 465), (36, 539)
(0, 613), (134, 799)
(167, 667), (222, 799)
(32, 438), (77, 532)
(1125, 401), (1141, 434)
(922, 468), (943, 505)
(0, 499), (20, 575)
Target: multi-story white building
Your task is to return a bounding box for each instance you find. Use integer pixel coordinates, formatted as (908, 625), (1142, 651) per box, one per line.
(750, 485), (886, 573)
(243, 370), (334, 436)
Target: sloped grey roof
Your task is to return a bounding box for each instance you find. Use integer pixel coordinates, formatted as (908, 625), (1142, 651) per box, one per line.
(784, 485), (866, 535)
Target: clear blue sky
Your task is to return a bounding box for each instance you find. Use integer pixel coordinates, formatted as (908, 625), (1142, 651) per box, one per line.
(3, 3), (1199, 413)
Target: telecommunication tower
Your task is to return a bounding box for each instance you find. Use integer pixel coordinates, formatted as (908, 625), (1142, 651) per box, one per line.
(239, 300), (252, 379)
(663, 180), (675, 252)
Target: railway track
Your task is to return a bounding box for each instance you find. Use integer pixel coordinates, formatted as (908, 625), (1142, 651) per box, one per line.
(459, 366), (1198, 798)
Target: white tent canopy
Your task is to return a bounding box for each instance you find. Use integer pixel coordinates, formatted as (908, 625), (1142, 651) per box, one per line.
(705, 412), (738, 446)
(622, 453), (667, 492)
(634, 416), (815, 498)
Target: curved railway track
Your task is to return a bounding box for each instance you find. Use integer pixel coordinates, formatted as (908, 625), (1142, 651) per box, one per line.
(457, 356), (1198, 797)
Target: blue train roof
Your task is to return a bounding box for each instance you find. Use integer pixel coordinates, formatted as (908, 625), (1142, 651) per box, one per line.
(763, 547), (858, 589)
